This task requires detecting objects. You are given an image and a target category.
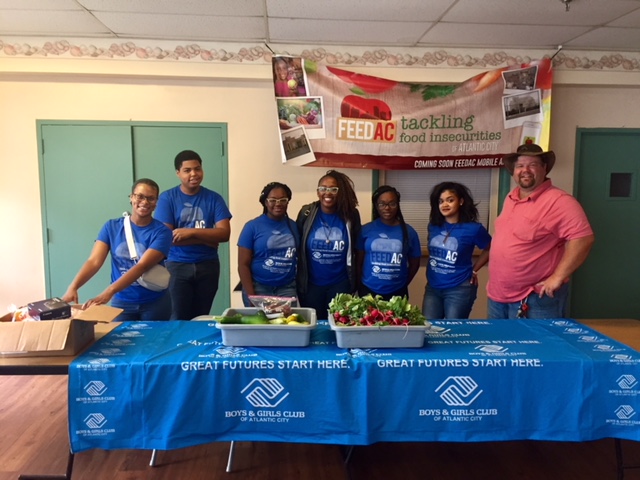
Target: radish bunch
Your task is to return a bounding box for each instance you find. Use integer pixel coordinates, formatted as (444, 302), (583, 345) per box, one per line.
(329, 293), (426, 327)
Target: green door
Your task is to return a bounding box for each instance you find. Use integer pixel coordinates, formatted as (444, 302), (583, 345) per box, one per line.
(132, 125), (230, 315)
(40, 124), (134, 302)
(39, 122), (230, 314)
(571, 129), (640, 319)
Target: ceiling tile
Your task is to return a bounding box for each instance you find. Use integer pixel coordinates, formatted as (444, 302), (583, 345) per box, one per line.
(92, 12), (266, 41)
(442, 0), (640, 26)
(419, 23), (591, 49)
(608, 8), (640, 27)
(78, 0), (265, 16)
(266, 0), (455, 22)
(565, 26), (640, 49)
(0, 10), (110, 35)
(0, 0), (81, 10)
(268, 18), (431, 45)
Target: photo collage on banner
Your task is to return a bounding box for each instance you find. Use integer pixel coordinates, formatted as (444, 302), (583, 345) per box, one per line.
(273, 55), (325, 166)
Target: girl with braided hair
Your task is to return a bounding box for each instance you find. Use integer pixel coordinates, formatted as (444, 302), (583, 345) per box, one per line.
(296, 170), (361, 319)
(356, 185), (421, 300)
(238, 182), (299, 306)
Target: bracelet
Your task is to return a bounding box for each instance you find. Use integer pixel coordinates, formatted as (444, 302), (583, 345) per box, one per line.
(472, 270), (478, 276)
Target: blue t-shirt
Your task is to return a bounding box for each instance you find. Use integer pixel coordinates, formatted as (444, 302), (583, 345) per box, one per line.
(307, 211), (349, 286)
(96, 217), (172, 304)
(154, 186), (232, 263)
(357, 219), (422, 294)
(237, 214), (299, 286)
(427, 221), (492, 289)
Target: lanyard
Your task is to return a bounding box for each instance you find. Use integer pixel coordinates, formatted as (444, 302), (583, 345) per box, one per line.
(516, 297), (529, 319)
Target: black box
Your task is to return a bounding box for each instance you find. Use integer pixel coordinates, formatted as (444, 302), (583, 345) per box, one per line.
(28, 297), (71, 320)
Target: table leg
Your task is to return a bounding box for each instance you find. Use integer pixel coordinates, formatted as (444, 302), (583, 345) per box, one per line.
(149, 449), (158, 467)
(341, 445), (355, 480)
(615, 438), (640, 480)
(18, 450), (74, 480)
(616, 438), (624, 480)
(343, 445), (355, 464)
(226, 441), (236, 472)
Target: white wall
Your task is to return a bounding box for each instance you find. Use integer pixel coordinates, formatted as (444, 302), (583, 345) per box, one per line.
(0, 66), (372, 310)
(1, 56), (639, 315)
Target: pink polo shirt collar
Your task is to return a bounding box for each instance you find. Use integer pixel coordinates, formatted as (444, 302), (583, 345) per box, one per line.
(508, 178), (552, 203)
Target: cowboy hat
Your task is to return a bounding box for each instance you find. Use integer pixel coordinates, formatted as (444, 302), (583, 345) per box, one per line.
(503, 143), (556, 175)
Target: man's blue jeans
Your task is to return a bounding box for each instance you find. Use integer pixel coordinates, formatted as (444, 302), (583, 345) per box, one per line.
(422, 282), (478, 319)
(487, 283), (569, 319)
(166, 259), (220, 320)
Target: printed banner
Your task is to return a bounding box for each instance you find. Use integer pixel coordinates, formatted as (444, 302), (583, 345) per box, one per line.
(273, 56), (552, 170)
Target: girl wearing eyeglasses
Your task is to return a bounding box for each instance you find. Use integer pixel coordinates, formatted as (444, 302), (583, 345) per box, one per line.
(356, 186), (421, 300)
(237, 182), (300, 306)
(423, 181), (492, 319)
(61, 178), (173, 321)
(296, 170), (361, 319)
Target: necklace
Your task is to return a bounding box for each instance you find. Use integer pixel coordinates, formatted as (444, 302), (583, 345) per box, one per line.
(319, 213), (336, 244)
(321, 221), (332, 244)
(442, 223), (457, 246)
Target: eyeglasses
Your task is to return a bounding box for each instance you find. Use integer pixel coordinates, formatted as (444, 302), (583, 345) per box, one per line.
(131, 193), (158, 203)
(377, 202), (398, 209)
(266, 198), (289, 206)
(317, 186), (339, 194)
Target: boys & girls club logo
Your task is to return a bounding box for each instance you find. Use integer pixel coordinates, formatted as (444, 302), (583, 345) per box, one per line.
(242, 378), (289, 408)
(563, 327), (587, 335)
(436, 376), (483, 407)
(88, 358), (111, 365)
(475, 345), (508, 353)
(84, 380), (107, 396)
(552, 320), (574, 327)
(617, 375), (638, 390)
(594, 344), (623, 353)
(84, 413), (107, 429)
(615, 405), (636, 420)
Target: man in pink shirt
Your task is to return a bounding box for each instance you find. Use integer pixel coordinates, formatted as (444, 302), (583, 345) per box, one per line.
(487, 144), (595, 319)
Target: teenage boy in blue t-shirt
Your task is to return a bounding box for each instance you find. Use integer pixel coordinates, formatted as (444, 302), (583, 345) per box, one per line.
(155, 150), (232, 319)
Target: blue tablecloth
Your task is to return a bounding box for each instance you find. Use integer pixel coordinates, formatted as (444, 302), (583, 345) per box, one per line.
(68, 319), (640, 453)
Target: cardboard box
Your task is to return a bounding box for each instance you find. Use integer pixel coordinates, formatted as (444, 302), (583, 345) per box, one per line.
(0, 304), (122, 357)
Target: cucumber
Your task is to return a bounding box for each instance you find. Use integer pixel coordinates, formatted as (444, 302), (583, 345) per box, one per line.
(240, 310), (269, 324)
(218, 314), (244, 324)
(217, 310), (270, 325)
